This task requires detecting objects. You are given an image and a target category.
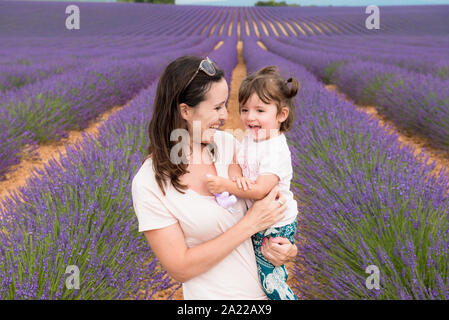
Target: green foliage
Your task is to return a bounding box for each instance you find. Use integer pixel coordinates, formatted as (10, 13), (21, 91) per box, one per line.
(361, 73), (396, 105)
(436, 66), (449, 80)
(323, 61), (346, 85)
(255, 0), (299, 6)
(16, 58), (32, 66)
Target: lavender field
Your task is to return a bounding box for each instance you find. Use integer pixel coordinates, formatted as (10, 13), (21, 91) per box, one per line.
(1, 0), (449, 299)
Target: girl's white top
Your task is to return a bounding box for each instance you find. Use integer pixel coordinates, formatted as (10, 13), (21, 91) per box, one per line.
(132, 130), (267, 300)
(236, 133), (298, 228)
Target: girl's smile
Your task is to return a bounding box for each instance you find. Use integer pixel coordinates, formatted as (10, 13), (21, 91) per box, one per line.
(240, 93), (284, 142)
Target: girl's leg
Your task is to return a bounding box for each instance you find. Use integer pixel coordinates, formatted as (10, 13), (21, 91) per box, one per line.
(252, 222), (298, 300)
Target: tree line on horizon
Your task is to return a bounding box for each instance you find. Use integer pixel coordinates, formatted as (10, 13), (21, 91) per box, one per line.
(117, 0), (174, 4)
(255, 0), (299, 6)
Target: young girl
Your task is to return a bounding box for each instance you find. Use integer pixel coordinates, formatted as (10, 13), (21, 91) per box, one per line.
(205, 66), (299, 300)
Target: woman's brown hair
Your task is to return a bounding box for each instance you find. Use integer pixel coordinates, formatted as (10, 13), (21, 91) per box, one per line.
(238, 66), (299, 132)
(145, 55), (225, 196)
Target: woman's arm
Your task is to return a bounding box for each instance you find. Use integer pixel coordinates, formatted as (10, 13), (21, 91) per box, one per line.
(143, 186), (287, 283)
(144, 219), (253, 283)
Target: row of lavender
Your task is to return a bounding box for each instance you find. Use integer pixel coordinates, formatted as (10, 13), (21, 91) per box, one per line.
(0, 31), (238, 299)
(230, 5), (449, 37)
(261, 36), (449, 151)
(275, 35), (449, 79)
(0, 36), (197, 91)
(256, 5), (449, 36)
(0, 1), (238, 38)
(243, 37), (449, 299)
(0, 1), (245, 181)
(0, 1), (241, 94)
(3, 2), (449, 40)
(0, 36), (220, 180)
(0, 82), (171, 300)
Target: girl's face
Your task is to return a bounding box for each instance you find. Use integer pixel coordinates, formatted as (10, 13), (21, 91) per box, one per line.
(181, 77), (229, 145)
(240, 92), (288, 142)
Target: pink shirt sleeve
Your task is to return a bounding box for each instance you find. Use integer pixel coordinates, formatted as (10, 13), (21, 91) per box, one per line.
(132, 173), (177, 232)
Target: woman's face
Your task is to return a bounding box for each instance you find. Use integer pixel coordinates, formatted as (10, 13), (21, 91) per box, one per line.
(183, 77), (229, 145)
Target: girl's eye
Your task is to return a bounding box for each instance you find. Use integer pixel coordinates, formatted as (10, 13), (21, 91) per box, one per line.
(257, 109), (264, 113)
(241, 109), (248, 113)
(215, 106), (222, 111)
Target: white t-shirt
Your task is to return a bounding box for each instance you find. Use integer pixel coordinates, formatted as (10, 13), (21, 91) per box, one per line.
(131, 130), (267, 300)
(236, 133), (298, 228)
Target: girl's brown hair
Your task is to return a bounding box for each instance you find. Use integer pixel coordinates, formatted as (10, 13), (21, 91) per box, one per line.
(145, 55), (225, 195)
(238, 66), (299, 132)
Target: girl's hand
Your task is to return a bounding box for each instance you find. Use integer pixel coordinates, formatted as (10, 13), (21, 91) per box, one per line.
(205, 174), (227, 194)
(261, 237), (297, 267)
(243, 186), (287, 234)
(231, 176), (255, 191)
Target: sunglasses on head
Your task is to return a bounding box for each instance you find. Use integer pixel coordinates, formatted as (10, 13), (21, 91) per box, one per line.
(184, 57), (217, 91)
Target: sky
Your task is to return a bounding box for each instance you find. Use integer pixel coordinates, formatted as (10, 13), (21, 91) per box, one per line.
(15, 0), (449, 5)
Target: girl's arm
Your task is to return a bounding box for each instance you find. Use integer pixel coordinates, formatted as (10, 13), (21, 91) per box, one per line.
(228, 164), (242, 179)
(206, 173), (280, 201)
(143, 186), (287, 283)
(228, 153), (243, 179)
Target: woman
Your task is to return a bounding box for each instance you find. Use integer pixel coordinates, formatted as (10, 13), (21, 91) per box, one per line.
(131, 55), (297, 300)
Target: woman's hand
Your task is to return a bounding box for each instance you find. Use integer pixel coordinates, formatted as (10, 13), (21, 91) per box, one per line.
(261, 237), (297, 267)
(243, 186), (287, 235)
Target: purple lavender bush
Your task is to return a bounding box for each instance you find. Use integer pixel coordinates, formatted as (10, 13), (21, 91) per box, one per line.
(244, 37), (449, 299)
(333, 61), (449, 150)
(262, 36), (449, 152)
(275, 35), (449, 79)
(0, 83), (174, 299)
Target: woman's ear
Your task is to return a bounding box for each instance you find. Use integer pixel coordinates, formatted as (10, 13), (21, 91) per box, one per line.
(179, 103), (191, 121)
(278, 106), (289, 123)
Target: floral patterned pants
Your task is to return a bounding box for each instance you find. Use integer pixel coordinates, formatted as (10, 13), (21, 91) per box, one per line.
(252, 221), (298, 300)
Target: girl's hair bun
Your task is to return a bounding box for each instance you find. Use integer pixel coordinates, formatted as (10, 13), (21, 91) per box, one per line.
(258, 65), (278, 75)
(285, 77), (299, 99)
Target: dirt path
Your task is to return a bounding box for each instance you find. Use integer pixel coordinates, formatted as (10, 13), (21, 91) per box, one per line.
(325, 84), (449, 184)
(221, 41), (246, 137)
